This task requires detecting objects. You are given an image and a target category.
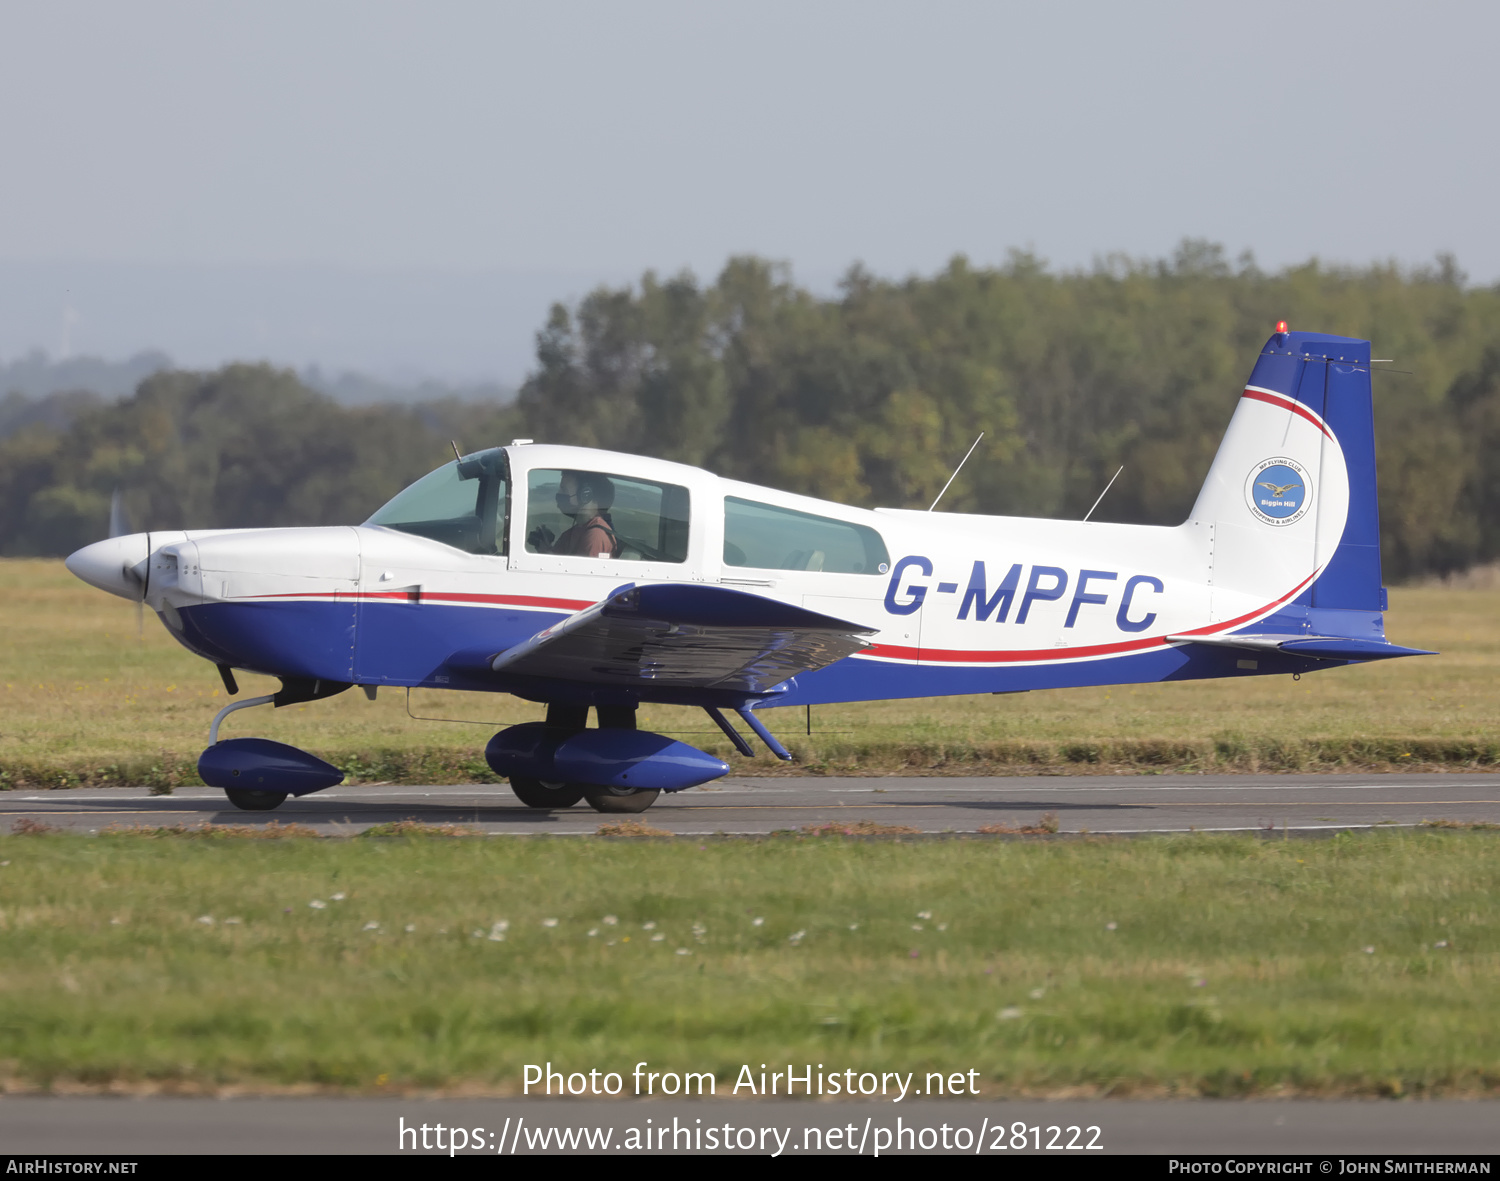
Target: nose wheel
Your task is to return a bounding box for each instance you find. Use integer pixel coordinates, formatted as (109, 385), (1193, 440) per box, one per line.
(583, 786), (661, 813)
(224, 789), (289, 812)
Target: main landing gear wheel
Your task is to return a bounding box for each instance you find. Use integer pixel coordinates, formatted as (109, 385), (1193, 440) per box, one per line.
(583, 786), (661, 814)
(224, 789), (289, 812)
(509, 777), (586, 809)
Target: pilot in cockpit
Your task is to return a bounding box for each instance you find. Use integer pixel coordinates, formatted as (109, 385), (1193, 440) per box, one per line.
(528, 470), (620, 558)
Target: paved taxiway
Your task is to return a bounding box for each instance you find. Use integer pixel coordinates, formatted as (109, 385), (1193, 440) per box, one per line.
(4, 772), (1498, 835)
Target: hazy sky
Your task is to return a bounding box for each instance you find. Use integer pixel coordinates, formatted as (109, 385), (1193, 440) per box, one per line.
(1, 0), (1495, 381)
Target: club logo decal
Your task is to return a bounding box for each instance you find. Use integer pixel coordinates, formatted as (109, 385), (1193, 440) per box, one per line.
(1245, 457), (1311, 526)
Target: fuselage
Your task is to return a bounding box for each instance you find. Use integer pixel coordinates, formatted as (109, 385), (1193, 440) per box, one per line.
(66, 437), (1376, 709)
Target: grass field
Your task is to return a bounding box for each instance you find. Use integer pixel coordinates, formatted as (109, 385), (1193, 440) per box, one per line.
(5, 560), (1497, 1098)
(3, 558), (1499, 788)
(0, 827), (1495, 1097)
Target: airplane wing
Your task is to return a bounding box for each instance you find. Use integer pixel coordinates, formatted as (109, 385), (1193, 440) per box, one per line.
(1166, 633), (1435, 661)
(454, 582), (876, 695)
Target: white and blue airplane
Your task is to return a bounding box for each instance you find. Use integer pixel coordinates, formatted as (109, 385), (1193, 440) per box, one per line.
(66, 327), (1431, 813)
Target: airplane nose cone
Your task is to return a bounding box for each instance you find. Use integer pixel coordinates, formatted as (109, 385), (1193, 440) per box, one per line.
(65, 534), (152, 600)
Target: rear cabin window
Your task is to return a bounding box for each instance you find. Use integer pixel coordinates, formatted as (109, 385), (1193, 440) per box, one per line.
(723, 497), (889, 574)
(524, 469), (690, 563)
(364, 449), (508, 556)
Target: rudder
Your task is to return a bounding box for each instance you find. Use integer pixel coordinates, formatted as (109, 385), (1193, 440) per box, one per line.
(1188, 329), (1384, 636)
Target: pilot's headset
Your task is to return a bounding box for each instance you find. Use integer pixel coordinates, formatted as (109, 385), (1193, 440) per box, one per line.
(559, 471), (615, 519)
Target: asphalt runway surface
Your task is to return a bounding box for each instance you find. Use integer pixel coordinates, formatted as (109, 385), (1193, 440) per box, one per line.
(2, 1097), (1497, 1155)
(4, 772), (1499, 836)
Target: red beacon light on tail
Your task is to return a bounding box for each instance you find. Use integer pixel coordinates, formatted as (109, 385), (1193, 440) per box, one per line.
(1275, 320), (1289, 334)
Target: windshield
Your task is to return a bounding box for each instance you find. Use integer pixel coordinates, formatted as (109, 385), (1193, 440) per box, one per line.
(365, 448), (509, 555)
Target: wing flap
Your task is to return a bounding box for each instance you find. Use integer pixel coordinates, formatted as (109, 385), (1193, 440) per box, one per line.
(485, 582), (876, 694)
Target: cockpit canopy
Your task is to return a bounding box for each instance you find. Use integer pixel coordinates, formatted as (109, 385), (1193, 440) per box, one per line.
(367, 445), (891, 573)
(365, 448), (509, 555)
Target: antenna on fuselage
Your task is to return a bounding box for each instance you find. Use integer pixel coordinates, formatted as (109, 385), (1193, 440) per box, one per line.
(1082, 466), (1124, 522)
(927, 432), (984, 512)
(450, 440), (462, 463)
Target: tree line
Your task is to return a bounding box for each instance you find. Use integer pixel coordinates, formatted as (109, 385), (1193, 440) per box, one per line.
(3, 241), (1498, 579)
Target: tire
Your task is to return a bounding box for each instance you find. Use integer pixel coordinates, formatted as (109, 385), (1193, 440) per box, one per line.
(583, 787), (661, 814)
(224, 789), (288, 812)
(509, 777), (586, 809)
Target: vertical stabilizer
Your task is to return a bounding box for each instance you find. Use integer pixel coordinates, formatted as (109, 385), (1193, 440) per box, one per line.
(1188, 330), (1384, 635)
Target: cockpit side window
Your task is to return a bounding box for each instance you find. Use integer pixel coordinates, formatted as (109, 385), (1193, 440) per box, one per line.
(524, 469), (689, 563)
(723, 497), (889, 574)
(365, 448), (510, 556)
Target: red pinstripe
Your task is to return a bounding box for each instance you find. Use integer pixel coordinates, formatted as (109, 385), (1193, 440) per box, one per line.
(1241, 387), (1334, 440)
(861, 571), (1319, 665)
(241, 590), (592, 611)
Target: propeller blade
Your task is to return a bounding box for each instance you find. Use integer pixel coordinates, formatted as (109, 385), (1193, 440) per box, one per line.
(108, 489), (133, 539)
(111, 525), (149, 640)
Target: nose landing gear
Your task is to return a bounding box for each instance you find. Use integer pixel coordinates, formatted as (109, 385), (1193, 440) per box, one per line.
(197, 679), (349, 812)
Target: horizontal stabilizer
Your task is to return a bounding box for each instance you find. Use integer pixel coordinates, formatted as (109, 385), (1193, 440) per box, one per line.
(471, 582), (875, 694)
(1277, 637), (1436, 661)
(1167, 633), (1436, 662)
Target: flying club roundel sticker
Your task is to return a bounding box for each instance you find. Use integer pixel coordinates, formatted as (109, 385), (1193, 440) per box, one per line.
(1245, 457), (1312, 527)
